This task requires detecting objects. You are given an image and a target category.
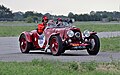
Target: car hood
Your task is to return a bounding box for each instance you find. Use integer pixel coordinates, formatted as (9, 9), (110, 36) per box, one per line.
(65, 27), (80, 32)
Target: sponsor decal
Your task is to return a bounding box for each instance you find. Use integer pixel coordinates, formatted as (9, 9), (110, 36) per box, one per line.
(70, 43), (80, 46)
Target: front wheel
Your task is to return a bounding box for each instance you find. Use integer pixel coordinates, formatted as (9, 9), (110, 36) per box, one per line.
(87, 35), (100, 55)
(19, 34), (31, 53)
(49, 35), (63, 56)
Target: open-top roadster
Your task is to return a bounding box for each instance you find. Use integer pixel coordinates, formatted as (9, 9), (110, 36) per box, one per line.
(19, 21), (100, 56)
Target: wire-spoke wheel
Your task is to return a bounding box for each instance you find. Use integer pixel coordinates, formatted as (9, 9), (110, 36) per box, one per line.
(87, 35), (100, 55)
(19, 34), (31, 53)
(50, 35), (63, 56)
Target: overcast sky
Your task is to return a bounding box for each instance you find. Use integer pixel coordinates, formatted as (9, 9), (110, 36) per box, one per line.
(1, 0), (120, 15)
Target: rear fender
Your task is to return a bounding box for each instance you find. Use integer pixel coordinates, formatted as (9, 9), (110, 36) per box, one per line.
(19, 32), (32, 42)
(48, 33), (60, 45)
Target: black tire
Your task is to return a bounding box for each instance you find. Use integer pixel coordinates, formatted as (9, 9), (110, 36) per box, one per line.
(49, 35), (63, 56)
(19, 34), (31, 53)
(61, 49), (65, 53)
(87, 35), (100, 55)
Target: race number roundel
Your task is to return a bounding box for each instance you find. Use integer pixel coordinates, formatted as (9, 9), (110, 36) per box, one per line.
(38, 34), (45, 48)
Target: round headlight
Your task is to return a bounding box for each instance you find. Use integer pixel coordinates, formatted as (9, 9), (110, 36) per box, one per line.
(83, 30), (90, 37)
(67, 30), (74, 37)
(75, 32), (80, 38)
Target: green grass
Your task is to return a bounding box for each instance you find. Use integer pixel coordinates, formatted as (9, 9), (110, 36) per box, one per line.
(0, 60), (120, 75)
(100, 37), (120, 52)
(0, 21), (120, 37)
(0, 21), (37, 36)
(0, 26), (36, 37)
(0, 21), (37, 26)
(75, 22), (120, 32)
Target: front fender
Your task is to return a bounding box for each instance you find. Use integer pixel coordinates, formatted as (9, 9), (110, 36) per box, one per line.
(19, 31), (32, 42)
(83, 32), (97, 40)
(48, 33), (60, 45)
(90, 32), (97, 35)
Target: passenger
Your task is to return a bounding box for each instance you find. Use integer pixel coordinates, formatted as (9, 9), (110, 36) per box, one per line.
(48, 20), (55, 27)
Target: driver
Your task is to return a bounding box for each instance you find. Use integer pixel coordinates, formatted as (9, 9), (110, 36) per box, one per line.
(48, 20), (55, 26)
(37, 16), (48, 34)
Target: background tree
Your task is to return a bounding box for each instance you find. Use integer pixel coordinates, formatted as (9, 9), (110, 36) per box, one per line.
(68, 12), (74, 18)
(0, 5), (14, 21)
(13, 12), (24, 21)
(23, 11), (34, 18)
(1, 5), (120, 22)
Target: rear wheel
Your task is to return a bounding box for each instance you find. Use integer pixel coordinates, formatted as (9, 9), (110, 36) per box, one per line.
(19, 34), (31, 53)
(50, 35), (63, 56)
(87, 35), (100, 55)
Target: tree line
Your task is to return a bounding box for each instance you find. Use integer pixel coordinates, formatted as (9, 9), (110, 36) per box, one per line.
(68, 11), (120, 21)
(1, 5), (120, 22)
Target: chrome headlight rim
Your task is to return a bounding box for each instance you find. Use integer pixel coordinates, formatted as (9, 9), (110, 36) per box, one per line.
(67, 30), (74, 37)
(75, 32), (80, 38)
(83, 30), (90, 37)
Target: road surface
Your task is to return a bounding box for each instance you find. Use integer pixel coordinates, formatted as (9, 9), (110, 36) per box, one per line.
(0, 31), (120, 62)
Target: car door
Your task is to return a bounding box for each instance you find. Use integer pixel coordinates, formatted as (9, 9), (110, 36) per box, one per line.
(55, 27), (66, 40)
(44, 26), (56, 41)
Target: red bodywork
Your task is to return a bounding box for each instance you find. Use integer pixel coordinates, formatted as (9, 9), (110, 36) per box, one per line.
(19, 24), (97, 51)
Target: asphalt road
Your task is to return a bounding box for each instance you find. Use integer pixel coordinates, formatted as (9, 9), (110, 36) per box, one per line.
(0, 31), (120, 62)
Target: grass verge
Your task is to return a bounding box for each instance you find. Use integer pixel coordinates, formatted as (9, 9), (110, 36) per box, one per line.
(0, 24), (120, 37)
(0, 22), (120, 37)
(0, 59), (120, 75)
(0, 21), (36, 26)
(75, 22), (120, 32)
(0, 26), (36, 37)
(100, 37), (120, 52)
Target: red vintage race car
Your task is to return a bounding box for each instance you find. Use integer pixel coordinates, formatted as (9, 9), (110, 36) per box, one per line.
(19, 21), (100, 56)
